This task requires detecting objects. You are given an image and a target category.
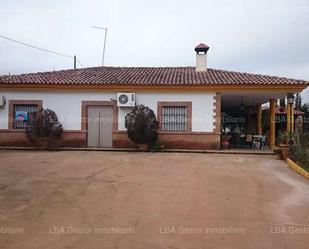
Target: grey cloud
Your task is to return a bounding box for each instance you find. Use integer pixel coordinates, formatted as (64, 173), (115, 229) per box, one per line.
(1, 0), (308, 99)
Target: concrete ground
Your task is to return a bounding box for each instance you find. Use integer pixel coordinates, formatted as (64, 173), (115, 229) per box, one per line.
(0, 151), (308, 249)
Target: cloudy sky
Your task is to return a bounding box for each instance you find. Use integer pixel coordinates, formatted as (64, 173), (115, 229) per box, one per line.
(1, 0), (309, 100)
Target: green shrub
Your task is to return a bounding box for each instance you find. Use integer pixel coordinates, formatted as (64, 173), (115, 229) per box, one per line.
(278, 131), (289, 144)
(26, 108), (63, 149)
(125, 105), (158, 146)
(290, 132), (309, 172)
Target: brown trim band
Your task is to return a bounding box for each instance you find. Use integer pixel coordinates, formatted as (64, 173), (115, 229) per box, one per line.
(213, 93), (221, 133)
(0, 129), (87, 133)
(0, 84), (306, 93)
(114, 130), (220, 135)
(8, 100), (43, 130)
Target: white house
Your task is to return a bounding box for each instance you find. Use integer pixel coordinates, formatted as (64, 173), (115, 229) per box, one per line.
(0, 44), (308, 149)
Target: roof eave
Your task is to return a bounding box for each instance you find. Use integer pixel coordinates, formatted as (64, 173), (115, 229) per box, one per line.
(0, 83), (307, 93)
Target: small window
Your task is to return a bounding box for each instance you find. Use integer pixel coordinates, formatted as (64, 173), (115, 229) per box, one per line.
(161, 106), (188, 132)
(13, 104), (38, 129)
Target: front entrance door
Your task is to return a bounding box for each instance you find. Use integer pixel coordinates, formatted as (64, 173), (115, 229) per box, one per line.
(87, 106), (113, 147)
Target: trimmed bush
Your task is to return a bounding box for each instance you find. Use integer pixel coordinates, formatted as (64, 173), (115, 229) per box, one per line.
(125, 105), (158, 146)
(26, 108), (63, 149)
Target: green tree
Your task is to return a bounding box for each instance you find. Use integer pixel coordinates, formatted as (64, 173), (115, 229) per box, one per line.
(301, 103), (309, 131)
(279, 98), (286, 107)
(295, 93), (302, 110)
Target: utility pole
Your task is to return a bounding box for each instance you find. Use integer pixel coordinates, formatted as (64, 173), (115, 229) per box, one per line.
(92, 26), (108, 66)
(74, 55), (76, 69)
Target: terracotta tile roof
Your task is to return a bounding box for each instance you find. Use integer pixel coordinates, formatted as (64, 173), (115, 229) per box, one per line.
(0, 66), (308, 87)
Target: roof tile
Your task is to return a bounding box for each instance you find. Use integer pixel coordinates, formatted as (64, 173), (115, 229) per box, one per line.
(0, 66), (308, 87)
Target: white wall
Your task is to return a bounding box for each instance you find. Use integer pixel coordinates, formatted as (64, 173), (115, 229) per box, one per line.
(0, 92), (116, 130)
(196, 53), (207, 72)
(118, 93), (215, 132)
(0, 91), (215, 132)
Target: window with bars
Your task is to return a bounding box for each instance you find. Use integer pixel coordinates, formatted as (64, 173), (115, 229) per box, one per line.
(13, 104), (38, 129)
(161, 106), (188, 132)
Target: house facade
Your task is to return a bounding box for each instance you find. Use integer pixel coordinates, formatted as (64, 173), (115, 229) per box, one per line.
(0, 44), (308, 149)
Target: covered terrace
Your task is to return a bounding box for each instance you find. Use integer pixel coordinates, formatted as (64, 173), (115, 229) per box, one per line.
(220, 92), (300, 149)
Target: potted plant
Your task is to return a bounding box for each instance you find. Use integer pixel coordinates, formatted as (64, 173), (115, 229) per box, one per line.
(154, 140), (165, 151)
(221, 134), (231, 150)
(278, 131), (292, 160)
(125, 105), (158, 151)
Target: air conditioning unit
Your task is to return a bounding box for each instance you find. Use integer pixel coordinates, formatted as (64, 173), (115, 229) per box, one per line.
(117, 93), (135, 107)
(0, 95), (6, 108)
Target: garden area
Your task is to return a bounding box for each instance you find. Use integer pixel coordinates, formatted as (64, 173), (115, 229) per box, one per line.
(289, 132), (309, 172)
(289, 96), (309, 173)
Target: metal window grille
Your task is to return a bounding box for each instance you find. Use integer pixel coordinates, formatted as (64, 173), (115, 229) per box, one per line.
(13, 104), (38, 129)
(162, 106), (187, 132)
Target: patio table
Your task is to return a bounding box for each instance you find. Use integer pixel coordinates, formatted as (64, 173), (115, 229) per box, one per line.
(252, 135), (267, 150)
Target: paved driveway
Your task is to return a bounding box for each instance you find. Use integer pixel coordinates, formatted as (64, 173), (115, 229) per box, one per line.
(0, 151), (308, 249)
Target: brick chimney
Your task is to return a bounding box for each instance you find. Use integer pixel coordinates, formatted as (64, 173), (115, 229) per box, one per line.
(195, 43), (209, 72)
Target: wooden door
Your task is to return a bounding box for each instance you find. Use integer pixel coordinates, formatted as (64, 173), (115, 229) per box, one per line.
(87, 106), (113, 147)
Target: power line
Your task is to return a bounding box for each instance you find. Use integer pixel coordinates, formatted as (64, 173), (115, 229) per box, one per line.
(0, 34), (85, 69)
(0, 35), (72, 58)
(75, 58), (85, 68)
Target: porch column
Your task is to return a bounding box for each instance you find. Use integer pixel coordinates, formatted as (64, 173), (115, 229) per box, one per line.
(269, 99), (276, 149)
(256, 103), (262, 135)
(286, 93), (295, 135)
(291, 103), (295, 133)
(286, 103), (291, 133)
